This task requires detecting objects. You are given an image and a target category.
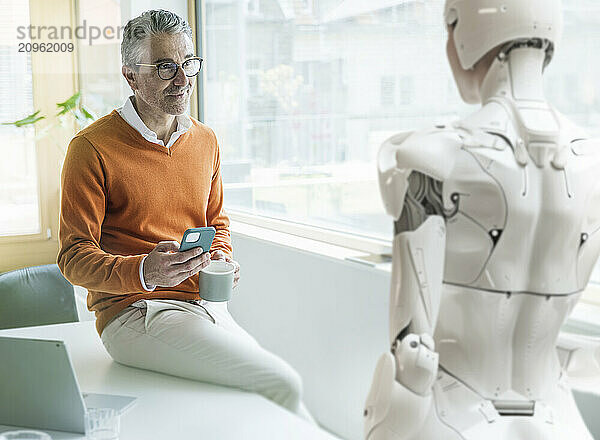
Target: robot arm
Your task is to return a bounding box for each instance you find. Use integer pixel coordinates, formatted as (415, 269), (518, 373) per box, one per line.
(379, 127), (461, 346)
(364, 129), (461, 440)
(364, 218), (446, 440)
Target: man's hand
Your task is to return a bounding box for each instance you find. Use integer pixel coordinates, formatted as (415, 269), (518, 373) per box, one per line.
(143, 241), (211, 288)
(211, 250), (240, 288)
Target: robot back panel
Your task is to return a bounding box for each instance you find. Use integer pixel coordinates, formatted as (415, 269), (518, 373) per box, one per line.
(442, 126), (600, 295)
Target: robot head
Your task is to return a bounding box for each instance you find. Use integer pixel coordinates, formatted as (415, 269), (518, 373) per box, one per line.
(444, 0), (563, 71)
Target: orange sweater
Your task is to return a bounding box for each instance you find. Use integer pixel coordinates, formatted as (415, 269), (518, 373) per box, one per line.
(57, 110), (232, 336)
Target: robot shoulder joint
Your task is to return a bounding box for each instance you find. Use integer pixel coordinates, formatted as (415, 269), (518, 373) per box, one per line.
(377, 127), (462, 218)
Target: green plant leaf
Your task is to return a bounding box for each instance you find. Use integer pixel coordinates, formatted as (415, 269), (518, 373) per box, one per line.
(1, 110), (45, 127)
(80, 106), (95, 120)
(56, 91), (81, 116)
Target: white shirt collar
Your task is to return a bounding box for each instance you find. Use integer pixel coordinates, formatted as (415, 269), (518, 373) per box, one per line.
(117, 96), (192, 148)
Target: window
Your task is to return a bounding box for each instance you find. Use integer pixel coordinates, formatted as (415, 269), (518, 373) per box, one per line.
(204, 0), (600, 240)
(0, 0), (79, 272)
(0, 0), (40, 236)
(1, 0), (193, 272)
(204, 0), (474, 244)
(204, 0), (600, 301)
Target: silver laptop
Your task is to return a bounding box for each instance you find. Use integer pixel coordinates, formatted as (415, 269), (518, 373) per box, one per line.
(0, 336), (136, 434)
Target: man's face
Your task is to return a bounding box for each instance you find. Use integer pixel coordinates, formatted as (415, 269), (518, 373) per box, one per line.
(126, 32), (196, 115)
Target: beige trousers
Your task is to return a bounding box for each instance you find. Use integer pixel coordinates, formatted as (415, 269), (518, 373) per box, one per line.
(100, 299), (313, 421)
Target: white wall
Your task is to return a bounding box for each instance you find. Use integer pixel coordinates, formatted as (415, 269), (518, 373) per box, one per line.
(228, 231), (390, 440)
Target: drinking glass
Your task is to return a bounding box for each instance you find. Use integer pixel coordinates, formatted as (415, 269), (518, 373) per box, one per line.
(0, 431), (51, 440)
(84, 408), (120, 440)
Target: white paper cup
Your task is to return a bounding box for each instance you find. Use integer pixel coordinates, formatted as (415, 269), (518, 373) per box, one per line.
(199, 261), (235, 302)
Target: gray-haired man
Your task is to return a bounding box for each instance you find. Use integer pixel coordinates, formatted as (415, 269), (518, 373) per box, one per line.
(57, 9), (313, 421)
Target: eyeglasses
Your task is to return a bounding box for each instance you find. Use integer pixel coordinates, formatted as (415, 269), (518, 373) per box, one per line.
(135, 57), (203, 80)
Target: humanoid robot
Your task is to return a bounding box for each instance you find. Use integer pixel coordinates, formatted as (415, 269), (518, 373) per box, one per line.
(363, 0), (600, 438)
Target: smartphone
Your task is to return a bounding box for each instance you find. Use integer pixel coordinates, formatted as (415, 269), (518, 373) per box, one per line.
(179, 227), (216, 253)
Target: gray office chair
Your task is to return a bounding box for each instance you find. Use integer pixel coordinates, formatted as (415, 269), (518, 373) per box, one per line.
(0, 264), (79, 330)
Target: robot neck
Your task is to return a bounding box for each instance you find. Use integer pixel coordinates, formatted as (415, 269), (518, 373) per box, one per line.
(480, 47), (547, 106)
(477, 47), (562, 168)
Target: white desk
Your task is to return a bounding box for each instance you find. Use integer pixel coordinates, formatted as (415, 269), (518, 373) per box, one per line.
(0, 322), (341, 440)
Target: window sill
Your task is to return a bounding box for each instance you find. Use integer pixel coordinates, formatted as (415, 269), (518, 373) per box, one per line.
(230, 220), (392, 273)
(228, 210), (392, 256)
(0, 230), (53, 244)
